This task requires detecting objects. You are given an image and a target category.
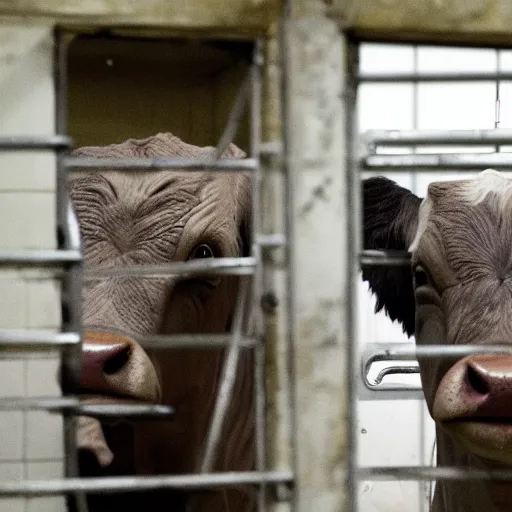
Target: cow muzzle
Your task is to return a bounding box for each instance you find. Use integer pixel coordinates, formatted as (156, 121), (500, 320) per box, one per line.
(79, 331), (161, 404)
(433, 354), (512, 464)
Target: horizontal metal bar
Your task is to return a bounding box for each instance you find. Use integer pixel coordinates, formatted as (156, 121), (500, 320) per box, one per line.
(0, 352), (61, 360)
(64, 156), (257, 172)
(363, 129), (512, 147)
(78, 403), (174, 420)
(135, 333), (259, 349)
(0, 332), (259, 352)
(360, 250), (411, 266)
(85, 257), (256, 280)
(0, 331), (79, 351)
(260, 141), (282, 156)
(358, 71), (512, 83)
(0, 135), (72, 151)
(362, 153), (512, 171)
(0, 397), (173, 419)
(358, 466), (512, 482)
(0, 250), (81, 266)
(366, 343), (512, 362)
(256, 233), (286, 248)
(0, 471), (294, 497)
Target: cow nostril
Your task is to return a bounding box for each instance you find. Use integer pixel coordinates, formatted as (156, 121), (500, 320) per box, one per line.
(467, 364), (490, 395)
(103, 345), (131, 375)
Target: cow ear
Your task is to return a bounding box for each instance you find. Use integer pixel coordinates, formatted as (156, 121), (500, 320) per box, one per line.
(362, 177), (422, 337)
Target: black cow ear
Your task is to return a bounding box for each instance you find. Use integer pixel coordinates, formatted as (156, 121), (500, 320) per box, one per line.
(362, 177), (422, 337)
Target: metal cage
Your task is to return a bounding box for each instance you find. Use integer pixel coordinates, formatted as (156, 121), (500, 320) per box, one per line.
(348, 38), (512, 512)
(5, 2), (512, 512)
(0, 22), (295, 512)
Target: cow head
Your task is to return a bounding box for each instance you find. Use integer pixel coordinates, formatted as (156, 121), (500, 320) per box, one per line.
(67, 133), (254, 510)
(363, 169), (512, 466)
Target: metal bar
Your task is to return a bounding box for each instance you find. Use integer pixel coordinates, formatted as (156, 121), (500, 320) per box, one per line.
(0, 331), (259, 351)
(256, 233), (286, 248)
(358, 466), (512, 482)
(64, 156), (258, 172)
(0, 471), (295, 498)
(260, 141), (282, 156)
(0, 250), (81, 266)
(360, 250), (410, 266)
(84, 257), (256, 279)
(54, 29), (88, 512)
(134, 333), (259, 349)
(363, 129), (512, 146)
(358, 71), (512, 83)
(200, 276), (249, 472)
(215, 70), (251, 159)
(76, 403), (174, 420)
(0, 331), (79, 350)
(365, 343), (512, 361)
(362, 152), (512, 171)
(249, 38), (266, 512)
(346, 38), (361, 512)
(0, 135), (72, 150)
(0, 396), (173, 418)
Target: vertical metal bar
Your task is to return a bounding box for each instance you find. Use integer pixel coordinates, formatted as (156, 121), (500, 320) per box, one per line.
(54, 29), (88, 512)
(411, 44), (428, 512)
(495, 49), (502, 154)
(250, 38), (266, 512)
(215, 71), (251, 160)
(279, 2), (298, 510)
(411, 45), (419, 194)
(346, 38), (360, 512)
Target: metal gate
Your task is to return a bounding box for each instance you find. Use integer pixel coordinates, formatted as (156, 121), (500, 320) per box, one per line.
(5, 3), (512, 512)
(348, 38), (512, 512)
(0, 19), (297, 512)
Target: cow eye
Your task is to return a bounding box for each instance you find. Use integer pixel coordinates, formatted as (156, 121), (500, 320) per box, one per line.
(414, 266), (430, 288)
(189, 244), (214, 259)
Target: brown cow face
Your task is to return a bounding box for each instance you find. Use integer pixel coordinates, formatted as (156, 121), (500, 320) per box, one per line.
(67, 134), (252, 476)
(363, 169), (512, 465)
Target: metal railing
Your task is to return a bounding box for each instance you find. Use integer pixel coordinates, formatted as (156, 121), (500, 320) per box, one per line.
(0, 29), (294, 512)
(348, 39), (512, 512)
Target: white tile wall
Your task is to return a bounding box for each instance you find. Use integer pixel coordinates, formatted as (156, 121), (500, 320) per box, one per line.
(356, 42), (512, 512)
(0, 193), (56, 250)
(26, 462), (65, 512)
(0, 463), (25, 512)
(0, 24), (64, 512)
(26, 280), (61, 329)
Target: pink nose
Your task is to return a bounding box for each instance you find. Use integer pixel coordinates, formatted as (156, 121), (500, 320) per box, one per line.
(464, 356), (512, 416)
(434, 355), (512, 421)
(80, 332), (133, 394)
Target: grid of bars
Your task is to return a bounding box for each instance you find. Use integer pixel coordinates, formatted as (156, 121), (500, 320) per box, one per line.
(348, 39), (512, 512)
(0, 28), (295, 511)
